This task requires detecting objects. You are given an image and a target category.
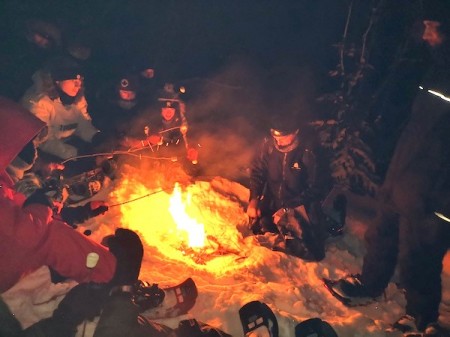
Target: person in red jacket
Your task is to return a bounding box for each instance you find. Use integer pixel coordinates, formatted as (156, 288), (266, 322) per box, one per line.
(0, 96), (118, 293)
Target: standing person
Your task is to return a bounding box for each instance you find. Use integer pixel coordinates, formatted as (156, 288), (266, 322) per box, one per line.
(246, 114), (328, 262)
(327, 1), (450, 333)
(21, 55), (99, 164)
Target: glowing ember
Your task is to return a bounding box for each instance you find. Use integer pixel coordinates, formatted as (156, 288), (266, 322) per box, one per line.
(169, 183), (205, 247)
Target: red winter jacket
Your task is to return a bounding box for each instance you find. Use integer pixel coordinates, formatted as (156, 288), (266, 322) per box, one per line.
(0, 97), (116, 293)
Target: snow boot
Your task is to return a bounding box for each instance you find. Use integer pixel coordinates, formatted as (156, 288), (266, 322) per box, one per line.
(323, 274), (379, 306)
(295, 318), (338, 337)
(239, 300), (278, 337)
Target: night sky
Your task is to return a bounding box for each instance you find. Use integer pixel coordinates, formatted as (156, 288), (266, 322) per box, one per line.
(0, 1), (350, 83)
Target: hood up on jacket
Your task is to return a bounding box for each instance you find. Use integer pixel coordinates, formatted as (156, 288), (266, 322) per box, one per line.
(0, 97), (45, 183)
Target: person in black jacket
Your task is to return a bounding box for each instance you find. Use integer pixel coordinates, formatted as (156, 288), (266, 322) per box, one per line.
(247, 115), (328, 261)
(328, 2), (450, 334)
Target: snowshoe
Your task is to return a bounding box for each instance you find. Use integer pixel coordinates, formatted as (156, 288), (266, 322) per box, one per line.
(323, 277), (377, 307)
(139, 277), (198, 319)
(295, 318), (338, 337)
(239, 300), (279, 337)
(133, 280), (166, 311)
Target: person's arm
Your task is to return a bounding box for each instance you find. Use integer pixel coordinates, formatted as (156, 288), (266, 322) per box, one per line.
(27, 97), (79, 159)
(2, 196), (53, 250)
(247, 139), (269, 219)
(249, 139), (269, 201)
(302, 148), (323, 200)
(75, 96), (100, 142)
(60, 201), (109, 227)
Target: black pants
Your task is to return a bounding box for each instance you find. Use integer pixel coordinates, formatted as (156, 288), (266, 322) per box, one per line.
(360, 204), (450, 330)
(399, 214), (450, 330)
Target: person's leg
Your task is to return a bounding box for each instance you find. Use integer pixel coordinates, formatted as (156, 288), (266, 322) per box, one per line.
(94, 291), (173, 337)
(359, 207), (400, 296)
(399, 215), (449, 330)
(299, 202), (327, 261)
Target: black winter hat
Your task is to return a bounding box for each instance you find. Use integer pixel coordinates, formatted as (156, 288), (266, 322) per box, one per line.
(49, 56), (84, 81)
(269, 114), (301, 136)
(117, 75), (139, 92)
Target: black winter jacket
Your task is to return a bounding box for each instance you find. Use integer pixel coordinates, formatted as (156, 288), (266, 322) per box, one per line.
(249, 137), (321, 210)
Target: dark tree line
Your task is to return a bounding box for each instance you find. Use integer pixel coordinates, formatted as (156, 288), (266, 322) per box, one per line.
(312, 0), (428, 195)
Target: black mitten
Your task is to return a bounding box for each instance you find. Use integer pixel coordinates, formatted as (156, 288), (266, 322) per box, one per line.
(61, 202), (109, 226)
(102, 228), (144, 286)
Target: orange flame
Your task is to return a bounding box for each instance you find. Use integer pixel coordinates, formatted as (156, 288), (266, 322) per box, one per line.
(110, 167), (249, 272)
(169, 183), (205, 247)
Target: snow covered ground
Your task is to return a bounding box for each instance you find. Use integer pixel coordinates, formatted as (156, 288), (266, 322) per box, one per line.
(1, 160), (413, 337)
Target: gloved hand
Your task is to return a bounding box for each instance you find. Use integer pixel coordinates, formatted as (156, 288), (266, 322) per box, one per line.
(60, 201), (109, 226)
(102, 228), (143, 286)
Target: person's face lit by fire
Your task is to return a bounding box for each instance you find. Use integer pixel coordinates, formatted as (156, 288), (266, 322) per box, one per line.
(271, 129), (299, 148)
(161, 107), (176, 121)
(119, 89), (136, 101)
(140, 68), (155, 79)
(56, 77), (83, 97)
(32, 32), (52, 49)
(422, 20), (445, 47)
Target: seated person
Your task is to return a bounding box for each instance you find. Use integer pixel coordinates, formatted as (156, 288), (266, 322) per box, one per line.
(122, 93), (198, 166)
(159, 99), (187, 145)
(247, 115), (330, 261)
(21, 55), (99, 162)
(0, 98), (165, 330)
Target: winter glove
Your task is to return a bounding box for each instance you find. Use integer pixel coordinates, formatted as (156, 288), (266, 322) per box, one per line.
(60, 201), (109, 227)
(102, 228), (144, 286)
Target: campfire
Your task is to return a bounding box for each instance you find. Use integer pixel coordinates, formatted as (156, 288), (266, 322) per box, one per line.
(169, 183), (206, 248)
(108, 165), (248, 270)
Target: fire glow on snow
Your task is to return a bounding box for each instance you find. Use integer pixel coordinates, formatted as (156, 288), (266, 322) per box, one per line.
(110, 166), (248, 272)
(3, 164), (426, 337)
